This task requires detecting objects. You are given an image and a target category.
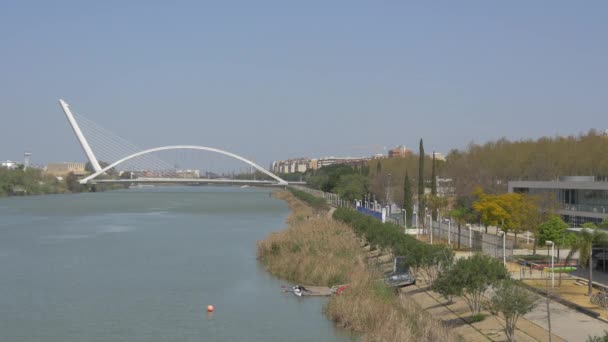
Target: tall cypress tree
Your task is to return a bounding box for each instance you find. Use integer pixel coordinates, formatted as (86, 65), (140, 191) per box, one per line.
(418, 139), (425, 224)
(431, 151), (438, 220)
(404, 171), (413, 227)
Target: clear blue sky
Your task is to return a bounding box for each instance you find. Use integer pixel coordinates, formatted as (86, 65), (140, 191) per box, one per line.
(1, 1), (606, 168)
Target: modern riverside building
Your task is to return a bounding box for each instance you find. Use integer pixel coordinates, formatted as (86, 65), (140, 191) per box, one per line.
(508, 176), (608, 226)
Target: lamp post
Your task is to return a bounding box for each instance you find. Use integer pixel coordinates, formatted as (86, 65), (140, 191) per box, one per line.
(414, 211), (418, 238)
(444, 218), (452, 245)
(501, 230), (506, 265)
(546, 240), (555, 288)
(426, 213), (433, 244)
(466, 224), (472, 248)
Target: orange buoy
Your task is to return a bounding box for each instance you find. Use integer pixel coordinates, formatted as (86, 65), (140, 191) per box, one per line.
(207, 305), (214, 313)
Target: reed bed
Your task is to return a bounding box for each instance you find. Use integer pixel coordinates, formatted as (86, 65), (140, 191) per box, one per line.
(259, 190), (455, 341)
(257, 191), (362, 286)
(325, 267), (454, 342)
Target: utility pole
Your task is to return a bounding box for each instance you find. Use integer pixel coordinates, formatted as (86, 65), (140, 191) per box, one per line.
(386, 173), (392, 207)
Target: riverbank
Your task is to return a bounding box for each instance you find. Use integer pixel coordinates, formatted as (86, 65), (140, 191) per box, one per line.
(0, 167), (125, 197)
(258, 190), (453, 342)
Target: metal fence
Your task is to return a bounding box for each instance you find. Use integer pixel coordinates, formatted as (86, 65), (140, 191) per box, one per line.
(430, 221), (515, 261)
(290, 185), (520, 263)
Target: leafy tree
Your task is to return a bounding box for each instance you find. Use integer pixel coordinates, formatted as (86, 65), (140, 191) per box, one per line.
(403, 171), (413, 227)
(432, 264), (460, 304)
(305, 164), (355, 193)
(537, 216), (569, 253)
(488, 280), (539, 342)
(425, 194), (448, 226)
(567, 226), (608, 296)
(537, 216), (577, 286)
(444, 130), (608, 195)
(449, 253), (510, 314)
(418, 139), (425, 225)
(450, 199), (476, 249)
(473, 188), (509, 234)
(65, 172), (85, 193)
(334, 174), (369, 202)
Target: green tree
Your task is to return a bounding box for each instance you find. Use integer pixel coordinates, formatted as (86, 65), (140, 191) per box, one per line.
(538, 216), (577, 286)
(488, 280), (539, 342)
(418, 139), (425, 225)
(65, 172), (85, 193)
(449, 253), (510, 314)
(334, 174), (369, 202)
(431, 151), (437, 220)
(567, 226), (608, 296)
(432, 265), (460, 304)
(403, 171), (413, 227)
(450, 199), (476, 249)
(537, 216), (569, 256)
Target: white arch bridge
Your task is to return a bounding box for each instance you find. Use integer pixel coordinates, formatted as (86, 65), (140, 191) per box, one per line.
(79, 145), (290, 186)
(59, 100), (297, 187)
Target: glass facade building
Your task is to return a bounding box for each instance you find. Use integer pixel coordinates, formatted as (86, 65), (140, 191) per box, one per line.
(509, 176), (608, 227)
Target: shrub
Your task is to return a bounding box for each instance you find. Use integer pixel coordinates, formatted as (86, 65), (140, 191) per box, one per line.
(488, 279), (538, 342)
(441, 253), (509, 314)
(333, 208), (453, 285)
(468, 313), (487, 323)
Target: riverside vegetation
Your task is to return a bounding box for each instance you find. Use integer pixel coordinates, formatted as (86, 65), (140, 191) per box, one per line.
(257, 190), (454, 342)
(0, 166), (128, 197)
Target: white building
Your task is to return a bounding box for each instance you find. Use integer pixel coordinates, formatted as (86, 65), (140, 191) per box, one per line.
(1, 160), (19, 169)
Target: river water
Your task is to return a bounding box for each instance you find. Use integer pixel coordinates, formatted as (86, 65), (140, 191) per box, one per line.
(0, 187), (351, 342)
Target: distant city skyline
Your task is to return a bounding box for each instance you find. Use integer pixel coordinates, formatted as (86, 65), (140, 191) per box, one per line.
(1, 2), (606, 168)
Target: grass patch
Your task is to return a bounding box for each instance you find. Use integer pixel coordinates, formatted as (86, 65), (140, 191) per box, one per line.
(517, 254), (551, 261)
(287, 187), (329, 212)
(467, 313), (487, 323)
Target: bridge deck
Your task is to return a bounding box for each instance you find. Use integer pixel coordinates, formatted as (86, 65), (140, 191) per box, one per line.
(88, 178), (305, 186)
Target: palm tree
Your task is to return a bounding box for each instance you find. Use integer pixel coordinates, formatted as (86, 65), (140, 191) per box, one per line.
(567, 224), (608, 296)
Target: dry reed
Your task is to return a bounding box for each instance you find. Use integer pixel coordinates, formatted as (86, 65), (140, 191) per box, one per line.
(259, 190), (455, 341)
(257, 191), (363, 286)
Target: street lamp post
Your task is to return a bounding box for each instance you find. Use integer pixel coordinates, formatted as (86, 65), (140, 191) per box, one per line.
(546, 240), (555, 288)
(414, 211), (418, 238)
(502, 230), (506, 265)
(427, 214), (433, 244)
(445, 218), (452, 246)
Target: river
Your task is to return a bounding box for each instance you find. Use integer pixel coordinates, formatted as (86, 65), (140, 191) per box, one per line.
(0, 186), (352, 342)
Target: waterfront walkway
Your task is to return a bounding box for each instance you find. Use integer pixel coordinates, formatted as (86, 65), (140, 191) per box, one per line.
(451, 251), (608, 340)
(402, 281), (566, 342)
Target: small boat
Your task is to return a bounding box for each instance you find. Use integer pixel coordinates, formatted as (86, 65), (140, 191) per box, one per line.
(383, 272), (416, 287)
(292, 285), (308, 297)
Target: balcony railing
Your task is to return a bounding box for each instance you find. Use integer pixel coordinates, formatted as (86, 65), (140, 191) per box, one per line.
(561, 204), (608, 214)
